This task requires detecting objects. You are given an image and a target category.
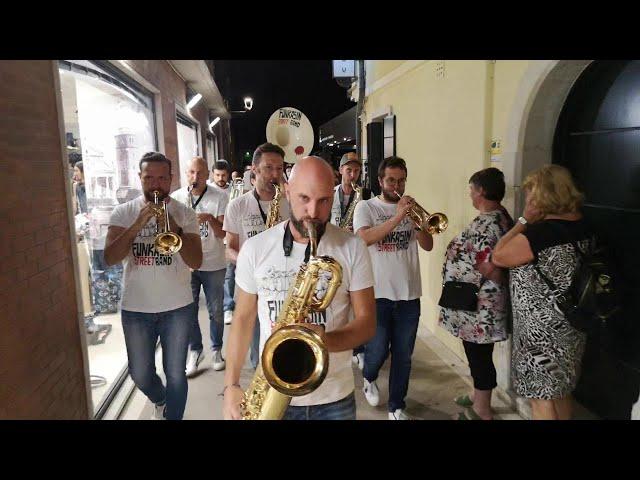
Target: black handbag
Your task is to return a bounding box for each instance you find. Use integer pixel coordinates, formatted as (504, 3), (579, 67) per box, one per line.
(438, 281), (480, 312)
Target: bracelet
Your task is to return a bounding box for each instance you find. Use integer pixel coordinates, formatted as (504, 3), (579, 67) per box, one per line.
(221, 383), (241, 395)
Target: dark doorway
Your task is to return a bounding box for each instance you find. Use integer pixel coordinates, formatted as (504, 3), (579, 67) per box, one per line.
(553, 60), (640, 419)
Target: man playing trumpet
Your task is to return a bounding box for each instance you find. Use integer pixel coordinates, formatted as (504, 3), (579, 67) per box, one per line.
(353, 156), (433, 420)
(104, 152), (202, 420)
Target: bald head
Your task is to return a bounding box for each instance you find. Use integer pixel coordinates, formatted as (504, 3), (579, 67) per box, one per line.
(185, 156), (209, 190)
(288, 156), (335, 187)
(285, 156), (336, 238)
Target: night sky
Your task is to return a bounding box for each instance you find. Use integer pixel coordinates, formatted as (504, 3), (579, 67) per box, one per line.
(214, 60), (355, 166)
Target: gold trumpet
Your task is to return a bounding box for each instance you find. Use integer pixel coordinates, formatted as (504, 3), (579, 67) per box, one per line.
(152, 190), (183, 255)
(394, 190), (448, 235)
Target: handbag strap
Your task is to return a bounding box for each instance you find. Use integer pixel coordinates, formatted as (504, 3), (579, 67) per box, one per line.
(533, 221), (583, 302)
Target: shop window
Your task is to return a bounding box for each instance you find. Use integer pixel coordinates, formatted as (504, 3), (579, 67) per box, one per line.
(58, 60), (157, 417)
(206, 133), (217, 171)
(177, 114), (200, 187)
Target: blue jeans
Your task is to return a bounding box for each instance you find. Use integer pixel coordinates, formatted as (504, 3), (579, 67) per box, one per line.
(364, 298), (421, 412)
(121, 304), (191, 420)
(190, 268), (225, 352)
(223, 262), (236, 312)
(283, 392), (356, 420)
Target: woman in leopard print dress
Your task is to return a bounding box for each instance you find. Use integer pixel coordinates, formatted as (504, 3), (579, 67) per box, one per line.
(493, 165), (589, 420)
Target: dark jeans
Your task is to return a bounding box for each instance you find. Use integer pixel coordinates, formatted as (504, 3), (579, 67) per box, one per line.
(462, 340), (497, 391)
(223, 262), (236, 312)
(364, 298), (421, 412)
(283, 392), (356, 420)
(190, 268), (225, 352)
(121, 303), (191, 420)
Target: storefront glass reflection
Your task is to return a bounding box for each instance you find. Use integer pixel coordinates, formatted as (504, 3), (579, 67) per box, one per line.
(59, 61), (156, 413)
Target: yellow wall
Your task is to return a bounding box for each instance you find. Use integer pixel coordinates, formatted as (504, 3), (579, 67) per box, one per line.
(362, 60), (540, 361)
(366, 61), (411, 86)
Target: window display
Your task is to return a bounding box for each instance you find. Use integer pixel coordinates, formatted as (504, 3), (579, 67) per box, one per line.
(177, 116), (199, 187)
(59, 61), (156, 415)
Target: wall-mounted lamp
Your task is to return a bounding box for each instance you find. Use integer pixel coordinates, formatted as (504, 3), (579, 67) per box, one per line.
(209, 116), (221, 130)
(243, 97), (253, 111)
(187, 89), (203, 110)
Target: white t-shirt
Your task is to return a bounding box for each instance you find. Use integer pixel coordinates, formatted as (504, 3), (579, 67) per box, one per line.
(223, 189), (290, 250)
(235, 221), (374, 407)
(109, 195), (199, 313)
(209, 182), (230, 196)
(353, 196), (422, 301)
(171, 186), (228, 272)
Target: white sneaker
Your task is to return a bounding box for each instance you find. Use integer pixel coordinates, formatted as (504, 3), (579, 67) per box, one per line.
(224, 310), (233, 325)
(363, 379), (380, 407)
(356, 353), (364, 371)
(185, 350), (204, 377)
(152, 402), (166, 420)
(212, 349), (226, 371)
(388, 409), (410, 420)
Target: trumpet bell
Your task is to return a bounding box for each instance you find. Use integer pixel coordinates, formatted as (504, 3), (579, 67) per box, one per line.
(155, 232), (183, 255)
(261, 324), (329, 397)
(425, 212), (448, 235)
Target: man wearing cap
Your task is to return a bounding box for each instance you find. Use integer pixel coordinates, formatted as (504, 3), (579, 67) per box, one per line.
(331, 152), (371, 370)
(331, 153), (370, 234)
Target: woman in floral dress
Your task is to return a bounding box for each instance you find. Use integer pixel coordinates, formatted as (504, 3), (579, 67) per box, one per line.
(439, 168), (513, 420)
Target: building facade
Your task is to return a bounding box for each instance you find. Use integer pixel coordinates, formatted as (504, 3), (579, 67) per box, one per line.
(355, 60), (640, 419)
(0, 60), (230, 419)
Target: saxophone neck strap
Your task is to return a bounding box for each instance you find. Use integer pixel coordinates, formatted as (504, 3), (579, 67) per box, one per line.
(252, 188), (268, 225)
(190, 185), (207, 209)
(283, 221), (311, 262)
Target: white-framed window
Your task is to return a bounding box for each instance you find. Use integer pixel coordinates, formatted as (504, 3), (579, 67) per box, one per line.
(176, 113), (200, 187)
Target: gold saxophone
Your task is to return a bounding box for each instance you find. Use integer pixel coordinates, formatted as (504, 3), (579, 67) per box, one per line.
(265, 182), (283, 228)
(339, 182), (363, 230)
(240, 221), (343, 420)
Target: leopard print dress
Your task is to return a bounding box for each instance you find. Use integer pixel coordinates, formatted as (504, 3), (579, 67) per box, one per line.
(510, 220), (589, 400)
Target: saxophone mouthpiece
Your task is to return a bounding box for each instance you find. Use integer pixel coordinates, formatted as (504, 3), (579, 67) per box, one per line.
(305, 221), (318, 257)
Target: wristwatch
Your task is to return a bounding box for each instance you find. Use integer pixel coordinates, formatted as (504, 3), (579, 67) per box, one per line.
(517, 216), (528, 226)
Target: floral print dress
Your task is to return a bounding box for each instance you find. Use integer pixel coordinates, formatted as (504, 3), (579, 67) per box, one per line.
(439, 209), (512, 344)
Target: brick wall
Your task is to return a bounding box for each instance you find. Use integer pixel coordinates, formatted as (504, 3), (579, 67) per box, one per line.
(0, 61), (90, 419)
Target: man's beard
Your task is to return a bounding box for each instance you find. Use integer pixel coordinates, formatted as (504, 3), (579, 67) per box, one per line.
(381, 189), (400, 203)
(216, 180), (227, 188)
(290, 212), (328, 239)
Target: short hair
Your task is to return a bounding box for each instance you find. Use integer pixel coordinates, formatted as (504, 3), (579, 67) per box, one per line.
(139, 151), (172, 174)
(522, 164), (584, 216)
(74, 160), (84, 173)
(213, 160), (230, 173)
(252, 142), (285, 166)
(469, 167), (506, 202)
(378, 156), (408, 179)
